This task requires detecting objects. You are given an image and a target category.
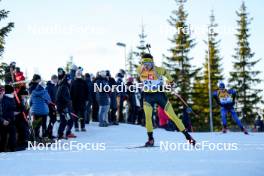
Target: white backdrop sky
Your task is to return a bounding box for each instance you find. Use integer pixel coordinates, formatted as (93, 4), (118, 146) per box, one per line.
(1, 0), (263, 96)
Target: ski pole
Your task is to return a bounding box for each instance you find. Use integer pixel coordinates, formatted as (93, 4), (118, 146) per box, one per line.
(171, 90), (198, 117)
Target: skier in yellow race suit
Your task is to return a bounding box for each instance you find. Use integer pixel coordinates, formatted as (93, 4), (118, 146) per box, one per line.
(137, 53), (196, 147)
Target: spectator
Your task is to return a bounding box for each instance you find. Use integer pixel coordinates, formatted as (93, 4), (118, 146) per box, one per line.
(95, 71), (110, 127)
(0, 85), (17, 152)
(46, 75), (58, 138)
(106, 70), (118, 125)
(70, 69), (89, 131)
(29, 74), (41, 94)
(30, 81), (51, 141)
(84, 73), (93, 124)
(56, 73), (76, 139)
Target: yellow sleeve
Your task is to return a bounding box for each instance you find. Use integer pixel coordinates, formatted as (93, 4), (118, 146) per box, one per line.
(155, 66), (173, 83)
(136, 65), (142, 74)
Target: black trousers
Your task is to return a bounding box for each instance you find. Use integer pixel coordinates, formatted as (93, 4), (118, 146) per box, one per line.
(85, 101), (92, 124)
(73, 108), (86, 129)
(0, 122), (17, 152)
(58, 113), (73, 137)
(15, 114), (29, 147)
(47, 105), (57, 138)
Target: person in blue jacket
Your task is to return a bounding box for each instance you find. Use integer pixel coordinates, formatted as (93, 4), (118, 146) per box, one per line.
(95, 71), (110, 127)
(30, 81), (51, 140)
(213, 82), (248, 134)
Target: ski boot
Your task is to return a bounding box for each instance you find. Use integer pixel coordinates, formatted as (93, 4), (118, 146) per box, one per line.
(81, 128), (86, 132)
(183, 130), (196, 146)
(113, 121), (119, 125)
(57, 135), (67, 140)
(145, 139), (154, 147)
(67, 133), (77, 138)
(222, 127), (227, 133)
(145, 132), (155, 147)
(241, 127), (249, 135)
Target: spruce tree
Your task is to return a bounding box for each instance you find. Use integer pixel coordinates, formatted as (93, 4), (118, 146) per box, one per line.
(0, 1), (14, 56)
(163, 0), (200, 114)
(137, 24), (147, 56)
(0, 62), (8, 82)
(193, 11), (224, 131)
(132, 24), (148, 76)
(229, 1), (262, 124)
(0, 1), (14, 82)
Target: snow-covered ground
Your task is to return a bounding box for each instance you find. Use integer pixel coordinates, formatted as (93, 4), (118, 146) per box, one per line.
(0, 123), (263, 176)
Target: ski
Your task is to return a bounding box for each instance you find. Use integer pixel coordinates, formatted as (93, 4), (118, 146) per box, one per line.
(126, 145), (160, 149)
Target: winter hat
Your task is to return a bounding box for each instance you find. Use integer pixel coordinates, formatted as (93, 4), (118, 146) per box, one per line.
(119, 69), (126, 77)
(10, 61), (16, 66)
(57, 67), (65, 75)
(85, 73), (91, 79)
(78, 66), (84, 72)
(106, 70), (111, 77)
(141, 53), (154, 63)
(32, 74), (41, 82)
(219, 82), (225, 89)
(116, 72), (124, 78)
(4, 85), (14, 94)
(15, 67), (20, 72)
(99, 71), (107, 78)
(58, 68), (66, 80)
(71, 64), (78, 71)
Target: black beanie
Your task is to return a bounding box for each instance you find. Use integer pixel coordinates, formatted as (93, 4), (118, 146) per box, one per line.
(4, 85), (14, 94)
(32, 74), (41, 82)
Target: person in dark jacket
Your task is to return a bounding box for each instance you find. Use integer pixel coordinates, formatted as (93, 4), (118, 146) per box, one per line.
(95, 71), (110, 127)
(92, 73), (99, 122)
(116, 71), (126, 123)
(0, 85), (17, 152)
(15, 87), (30, 150)
(70, 69), (89, 131)
(46, 75), (58, 138)
(84, 73), (93, 124)
(30, 81), (51, 140)
(106, 70), (118, 125)
(29, 74), (41, 94)
(126, 77), (138, 124)
(56, 73), (76, 139)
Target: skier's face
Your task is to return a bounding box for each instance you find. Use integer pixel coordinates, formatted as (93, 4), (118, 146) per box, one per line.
(143, 62), (154, 71)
